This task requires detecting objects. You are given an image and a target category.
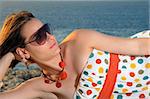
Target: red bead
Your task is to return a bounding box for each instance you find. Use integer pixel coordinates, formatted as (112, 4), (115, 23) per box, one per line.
(56, 81), (62, 88)
(59, 61), (66, 68)
(60, 71), (67, 80)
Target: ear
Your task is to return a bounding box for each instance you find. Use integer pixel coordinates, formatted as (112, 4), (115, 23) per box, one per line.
(15, 47), (30, 61)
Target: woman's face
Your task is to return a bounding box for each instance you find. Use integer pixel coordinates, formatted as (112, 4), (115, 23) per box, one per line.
(20, 18), (60, 62)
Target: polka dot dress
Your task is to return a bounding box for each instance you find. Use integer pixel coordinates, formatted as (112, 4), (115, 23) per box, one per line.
(73, 30), (150, 99)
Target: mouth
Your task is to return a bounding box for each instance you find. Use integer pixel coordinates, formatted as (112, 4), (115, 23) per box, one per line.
(50, 42), (56, 49)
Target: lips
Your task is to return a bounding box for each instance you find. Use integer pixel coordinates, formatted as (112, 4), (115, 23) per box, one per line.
(50, 42), (56, 49)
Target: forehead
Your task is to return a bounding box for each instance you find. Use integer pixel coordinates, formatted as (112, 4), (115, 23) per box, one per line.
(21, 18), (44, 41)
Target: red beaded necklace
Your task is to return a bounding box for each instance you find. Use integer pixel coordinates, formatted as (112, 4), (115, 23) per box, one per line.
(43, 52), (68, 88)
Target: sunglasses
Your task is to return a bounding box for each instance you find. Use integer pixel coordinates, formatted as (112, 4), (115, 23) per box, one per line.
(25, 23), (53, 46)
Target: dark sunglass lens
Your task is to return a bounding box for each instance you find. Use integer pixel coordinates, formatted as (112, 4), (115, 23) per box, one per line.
(36, 31), (47, 45)
(27, 24), (52, 45)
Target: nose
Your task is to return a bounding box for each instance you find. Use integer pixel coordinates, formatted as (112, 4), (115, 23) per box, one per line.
(47, 34), (55, 43)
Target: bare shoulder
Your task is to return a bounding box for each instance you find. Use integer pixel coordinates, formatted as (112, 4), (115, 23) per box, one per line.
(60, 29), (97, 47)
(60, 29), (92, 41)
(65, 29), (98, 44)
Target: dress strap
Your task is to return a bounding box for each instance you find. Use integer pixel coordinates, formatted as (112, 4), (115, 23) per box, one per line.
(98, 53), (120, 99)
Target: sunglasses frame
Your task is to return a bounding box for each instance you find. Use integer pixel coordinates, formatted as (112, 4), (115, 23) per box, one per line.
(24, 23), (53, 46)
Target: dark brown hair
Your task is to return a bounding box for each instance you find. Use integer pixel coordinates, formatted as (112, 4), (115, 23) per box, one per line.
(0, 11), (35, 66)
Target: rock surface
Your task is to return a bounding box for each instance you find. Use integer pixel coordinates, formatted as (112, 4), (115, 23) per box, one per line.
(0, 63), (42, 92)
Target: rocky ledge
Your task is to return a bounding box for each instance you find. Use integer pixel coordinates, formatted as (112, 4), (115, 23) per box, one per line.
(0, 63), (42, 92)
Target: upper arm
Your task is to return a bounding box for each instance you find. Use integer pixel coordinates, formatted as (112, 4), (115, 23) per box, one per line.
(0, 77), (58, 99)
(75, 29), (149, 55)
(0, 82), (36, 99)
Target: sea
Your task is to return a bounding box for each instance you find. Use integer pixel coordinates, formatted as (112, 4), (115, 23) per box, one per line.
(0, 0), (149, 43)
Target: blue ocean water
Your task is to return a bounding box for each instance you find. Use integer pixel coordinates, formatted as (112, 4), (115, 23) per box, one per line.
(0, 1), (149, 43)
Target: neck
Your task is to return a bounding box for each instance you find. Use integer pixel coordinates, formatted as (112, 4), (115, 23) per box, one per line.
(39, 48), (65, 76)
(42, 54), (61, 74)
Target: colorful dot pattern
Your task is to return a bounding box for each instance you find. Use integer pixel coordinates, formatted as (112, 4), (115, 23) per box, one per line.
(74, 30), (150, 99)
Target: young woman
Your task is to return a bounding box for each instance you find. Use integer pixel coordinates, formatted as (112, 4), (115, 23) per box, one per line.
(0, 11), (149, 99)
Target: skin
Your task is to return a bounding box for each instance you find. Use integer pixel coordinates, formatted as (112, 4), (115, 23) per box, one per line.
(0, 18), (149, 99)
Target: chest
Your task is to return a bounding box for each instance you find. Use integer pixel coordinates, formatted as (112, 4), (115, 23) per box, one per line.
(72, 47), (93, 75)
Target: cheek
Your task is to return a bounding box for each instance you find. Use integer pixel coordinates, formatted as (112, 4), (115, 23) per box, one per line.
(30, 48), (50, 61)
(28, 45), (60, 61)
